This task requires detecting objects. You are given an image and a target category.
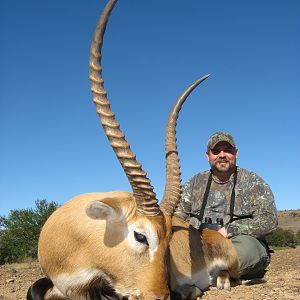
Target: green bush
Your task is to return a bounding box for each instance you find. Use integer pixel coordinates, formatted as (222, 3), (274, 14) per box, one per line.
(0, 199), (59, 264)
(295, 230), (300, 245)
(267, 227), (298, 248)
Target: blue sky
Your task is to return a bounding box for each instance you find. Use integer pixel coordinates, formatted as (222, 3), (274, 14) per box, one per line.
(1, 0), (299, 216)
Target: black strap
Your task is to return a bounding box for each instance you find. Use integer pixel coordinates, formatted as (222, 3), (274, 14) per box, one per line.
(229, 167), (238, 222)
(195, 172), (212, 222)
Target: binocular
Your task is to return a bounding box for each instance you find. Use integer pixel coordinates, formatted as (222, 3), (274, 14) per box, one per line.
(199, 217), (224, 231)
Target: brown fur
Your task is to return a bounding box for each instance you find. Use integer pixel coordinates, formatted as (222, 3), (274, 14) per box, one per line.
(35, 193), (239, 299)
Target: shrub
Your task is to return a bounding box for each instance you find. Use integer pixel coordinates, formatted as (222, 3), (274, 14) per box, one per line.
(295, 230), (300, 245)
(267, 227), (297, 248)
(0, 199), (59, 264)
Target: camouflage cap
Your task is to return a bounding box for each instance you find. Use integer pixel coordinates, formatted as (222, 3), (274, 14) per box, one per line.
(206, 131), (236, 151)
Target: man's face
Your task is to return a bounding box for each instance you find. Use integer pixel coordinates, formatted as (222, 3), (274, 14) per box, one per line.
(206, 141), (238, 174)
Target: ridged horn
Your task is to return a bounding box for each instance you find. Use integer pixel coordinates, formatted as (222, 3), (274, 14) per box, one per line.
(89, 0), (160, 216)
(160, 75), (210, 216)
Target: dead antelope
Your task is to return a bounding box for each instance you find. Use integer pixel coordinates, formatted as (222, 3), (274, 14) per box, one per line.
(27, 0), (239, 299)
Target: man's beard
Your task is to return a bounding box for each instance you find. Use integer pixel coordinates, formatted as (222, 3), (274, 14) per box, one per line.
(211, 159), (236, 174)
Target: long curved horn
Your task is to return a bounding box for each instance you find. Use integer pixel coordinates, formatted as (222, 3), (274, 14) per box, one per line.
(160, 75), (210, 216)
(89, 0), (160, 216)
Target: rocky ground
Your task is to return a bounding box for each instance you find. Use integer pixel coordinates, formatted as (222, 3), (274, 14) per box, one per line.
(0, 247), (299, 300)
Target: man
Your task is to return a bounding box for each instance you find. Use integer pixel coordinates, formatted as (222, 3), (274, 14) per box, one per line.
(175, 131), (278, 279)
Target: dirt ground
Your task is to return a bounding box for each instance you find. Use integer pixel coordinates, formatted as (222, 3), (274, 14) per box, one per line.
(0, 247), (299, 300)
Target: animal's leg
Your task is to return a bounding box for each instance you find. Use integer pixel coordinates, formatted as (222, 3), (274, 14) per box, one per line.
(216, 271), (231, 290)
(201, 229), (240, 290)
(209, 266), (231, 290)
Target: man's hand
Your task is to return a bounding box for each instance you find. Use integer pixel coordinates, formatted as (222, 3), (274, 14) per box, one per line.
(218, 226), (228, 238)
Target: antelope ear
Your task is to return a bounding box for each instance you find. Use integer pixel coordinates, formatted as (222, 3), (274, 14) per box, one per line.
(86, 201), (119, 222)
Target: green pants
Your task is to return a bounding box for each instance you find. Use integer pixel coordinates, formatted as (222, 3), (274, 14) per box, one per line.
(231, 235), (270, 279)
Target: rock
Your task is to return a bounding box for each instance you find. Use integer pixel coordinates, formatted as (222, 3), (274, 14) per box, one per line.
(5, 279), (14, 284)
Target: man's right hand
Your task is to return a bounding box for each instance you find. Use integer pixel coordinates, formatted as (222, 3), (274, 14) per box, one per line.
(218, 226), (228, 238)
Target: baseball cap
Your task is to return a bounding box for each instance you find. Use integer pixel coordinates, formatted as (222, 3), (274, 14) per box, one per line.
(206, 131), (236, 151)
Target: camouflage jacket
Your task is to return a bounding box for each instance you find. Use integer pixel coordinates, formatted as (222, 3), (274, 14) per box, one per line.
(174, 167), (278, 239)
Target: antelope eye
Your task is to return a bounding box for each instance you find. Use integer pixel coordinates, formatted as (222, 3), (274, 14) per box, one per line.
(134, 231), (149, 246)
